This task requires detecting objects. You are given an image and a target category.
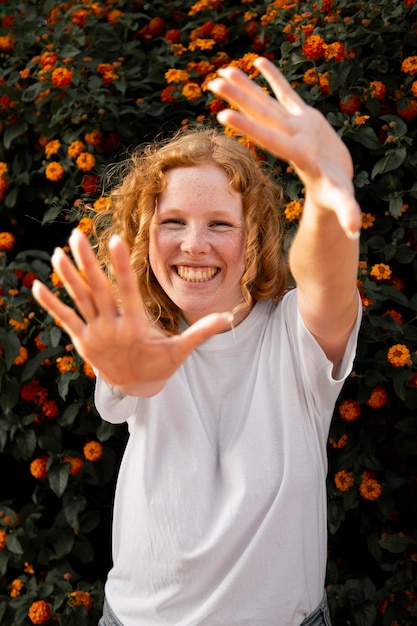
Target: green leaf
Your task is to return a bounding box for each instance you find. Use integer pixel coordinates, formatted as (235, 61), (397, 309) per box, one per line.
(21, 82), (44, 102)
(371, 147), (407, 178)
(21, 347), (62, 381)
(379, 533), (409, 553)
(349, 126), (381, 150)
(395, 415), (417, 434)
(53, 532), (75, 558)
(15, 429), (37, 459)
(0, 376), (20, 413)
(6, 533), (24, 555)
(59, 404), (80, 427)
(3, 119), (28, 149)
(2, 332), (21, 370)
(48, 463), (70, 497)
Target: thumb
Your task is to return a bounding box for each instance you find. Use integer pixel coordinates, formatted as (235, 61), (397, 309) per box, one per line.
(180, 311), (234, 353)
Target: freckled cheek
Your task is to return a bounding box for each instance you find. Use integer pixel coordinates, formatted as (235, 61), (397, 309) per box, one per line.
(149, 230), (179, 271)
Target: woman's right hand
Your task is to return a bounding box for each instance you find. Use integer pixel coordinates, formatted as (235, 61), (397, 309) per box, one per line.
(32, 228), (233, 397)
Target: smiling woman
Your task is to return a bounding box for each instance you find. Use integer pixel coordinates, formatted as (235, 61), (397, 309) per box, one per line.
(31, 58), (361, 626)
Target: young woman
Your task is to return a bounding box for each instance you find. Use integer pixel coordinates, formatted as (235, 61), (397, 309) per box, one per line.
(33, 57), (362, 626)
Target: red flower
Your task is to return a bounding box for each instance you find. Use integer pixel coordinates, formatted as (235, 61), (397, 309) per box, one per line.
(339, 94), (361, 114)
(165, 29), (181, 43)
(81, 174), (99, 194)
(302, 35), (326, 61)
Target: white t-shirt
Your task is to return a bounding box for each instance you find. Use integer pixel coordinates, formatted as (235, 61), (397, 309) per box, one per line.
(95, 289), (361, 626)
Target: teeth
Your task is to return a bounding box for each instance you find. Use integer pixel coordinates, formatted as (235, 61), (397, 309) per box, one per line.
(177, 266), (217, 282)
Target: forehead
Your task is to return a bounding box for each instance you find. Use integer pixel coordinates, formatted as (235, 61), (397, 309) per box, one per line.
(158, 163), (240, 205)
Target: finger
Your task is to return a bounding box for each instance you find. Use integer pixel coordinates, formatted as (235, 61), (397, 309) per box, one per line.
(51, 246), (99, 321)
(254, 57), (305, 114)
(68, 228), (120, 319)
(208, 68), (283, 125)
(108, 235), (149, 320)
(32, 279), (86, 338)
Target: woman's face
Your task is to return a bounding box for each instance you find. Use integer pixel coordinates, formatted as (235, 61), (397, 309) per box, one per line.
(149, 162), (248, 325)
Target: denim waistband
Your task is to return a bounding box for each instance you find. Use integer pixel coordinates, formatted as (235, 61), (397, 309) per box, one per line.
(98, 593), (332, 626)
(299, 591), (332, 626)
(98, 598), (124, 626)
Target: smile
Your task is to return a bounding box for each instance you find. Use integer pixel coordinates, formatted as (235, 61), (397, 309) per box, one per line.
(176, 266), (218, 282)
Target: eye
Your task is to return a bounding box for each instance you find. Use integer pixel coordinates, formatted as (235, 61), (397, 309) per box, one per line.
(209, 221), (234, 229)
(160, 219), (185, 228)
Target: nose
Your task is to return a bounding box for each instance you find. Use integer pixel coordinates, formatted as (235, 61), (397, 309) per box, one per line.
(180, 224), (210, 256)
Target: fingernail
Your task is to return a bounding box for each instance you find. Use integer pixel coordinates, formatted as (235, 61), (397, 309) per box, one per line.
(223, 312), (234, 324)
(346, 228), (360, 241)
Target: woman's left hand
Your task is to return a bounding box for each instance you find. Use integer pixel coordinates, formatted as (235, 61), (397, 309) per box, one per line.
(207, 56), (361, 239)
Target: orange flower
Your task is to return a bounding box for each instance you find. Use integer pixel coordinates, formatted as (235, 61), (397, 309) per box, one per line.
(302, 34), (326, 60)
(0, 231), (15, 250)
(28, 600), (51, 624)
(76, 152), (96, 172)
(329, 433), (348, 449)
(56, 356), (77, 373)
(44, 139), (61, 157)
(366, 386), (387, 409)
(0, 34), (15, 52)
(334, 470), (355, 492)
(361, 212), (376, 229)
(50, 268), (63, 288)
(77, 216), (93, 236)
(14, 346), (29, 366)
(63, 456), (84, 475)
(338, 399), (361, 422)
(45, 162), (64, 182)
(401, 56), (417, 76)
(51, 67), (73, 88)
(211, 24), (229, 43)
(182, 82), (202, 100)
(68, 140), (86, 159)
(188, 38), (216, 52)
(370, 262), (391, 282)
(83, 361), (96, 378)
(188, 0), (222, 15)
(84, 441), (103, 462)
(40, 51), (58, 68)
(0, 529), (7, 550)
(93, 196), (113, 212)
(84, 129), (102, 146)
(30, 456), (48, 479)
(324, 41), (346, 61)
(69, 590), (93, 610)
(354, 114), (370, 125)
(359, 475), (382, 500)
(9, 578), (24, 597)
(369, 80), (387, 100)
(387, 344), (411, 367)
(284, 199), (304, 221)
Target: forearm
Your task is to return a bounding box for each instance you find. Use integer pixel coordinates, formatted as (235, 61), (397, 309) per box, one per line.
(288, 195), (360, 368)
(289, 197), (359, 304)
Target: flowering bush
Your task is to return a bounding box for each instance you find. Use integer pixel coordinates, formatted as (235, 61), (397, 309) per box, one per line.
(1, 0), (416, 624)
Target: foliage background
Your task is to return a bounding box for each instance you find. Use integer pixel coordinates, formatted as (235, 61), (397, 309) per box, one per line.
(0, 0), (416, 624)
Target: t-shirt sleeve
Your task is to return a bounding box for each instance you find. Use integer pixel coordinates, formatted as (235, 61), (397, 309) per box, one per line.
(280, 288), (362, 414)
(94, 373), (139, 424)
